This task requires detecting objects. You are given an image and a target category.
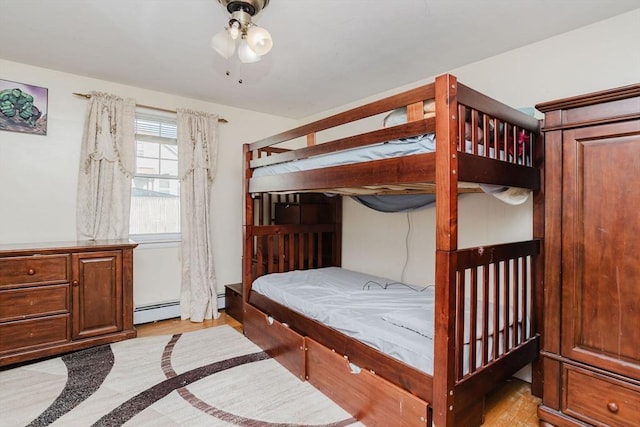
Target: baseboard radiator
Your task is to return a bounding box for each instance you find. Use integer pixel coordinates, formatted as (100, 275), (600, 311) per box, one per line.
(134, 294), (226, 325)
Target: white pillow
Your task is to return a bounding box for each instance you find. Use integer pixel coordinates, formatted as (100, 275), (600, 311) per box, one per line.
(382, 302), (521, 343)
(382, 308), (434, 339)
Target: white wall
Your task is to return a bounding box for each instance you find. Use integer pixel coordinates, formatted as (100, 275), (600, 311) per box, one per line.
(0, 59), (296, 309)
(343, 194), (533, 286)
(335, 9), (640, 285)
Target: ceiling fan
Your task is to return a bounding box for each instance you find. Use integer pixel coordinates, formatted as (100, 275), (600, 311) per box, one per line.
(211, 0), (273, 64)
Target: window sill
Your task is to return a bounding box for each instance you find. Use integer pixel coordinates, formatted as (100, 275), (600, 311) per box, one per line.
(129, 235), (181, 249)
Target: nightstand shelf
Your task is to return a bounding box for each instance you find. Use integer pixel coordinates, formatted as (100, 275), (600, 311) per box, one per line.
(224, 283), (243, 323)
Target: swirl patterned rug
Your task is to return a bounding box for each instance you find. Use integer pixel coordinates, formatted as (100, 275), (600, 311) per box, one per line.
(0, 325), (361, 427)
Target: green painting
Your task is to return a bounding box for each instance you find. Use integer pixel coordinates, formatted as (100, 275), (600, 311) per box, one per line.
(0, 79), (48, 135)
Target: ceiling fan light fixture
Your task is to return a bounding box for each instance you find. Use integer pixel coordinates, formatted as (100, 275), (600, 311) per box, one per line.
(238, 39), (262, 63)
(211, 29), (236, 59)
(246, 25), (272, 56)
(213, 0), (273, 66)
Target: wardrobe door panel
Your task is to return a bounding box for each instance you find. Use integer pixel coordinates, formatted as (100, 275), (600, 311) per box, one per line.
(561, 121), (640, 380)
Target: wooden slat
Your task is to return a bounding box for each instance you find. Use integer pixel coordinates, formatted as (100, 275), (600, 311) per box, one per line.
(306, 133), (316, 146)
(407, 101), (424, 122)
(307, 233), (315, 268)
(522, 257), (529, 340)
(503, 261), (510, 355)
(287, 233), (295, 271)
(456, 270), (465, 380)
(483, 114), (493, 159)
(482, 265), (490, 366)
(317, 232), (323, 268)
(512, 258), (520, 347)
(297, 233), (305, 270)
(256, 236), (264, 277)
(492, 262), (500, 361)
(469, 267), (478, 374)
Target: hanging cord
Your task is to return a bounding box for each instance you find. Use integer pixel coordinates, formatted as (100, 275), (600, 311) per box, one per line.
(401, 211), (412, 283)
(362, 280), (430, 292)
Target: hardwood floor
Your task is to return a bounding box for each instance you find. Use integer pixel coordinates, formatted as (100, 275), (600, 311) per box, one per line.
(136, 312), (242, 338)
(136, 313), (541, 426)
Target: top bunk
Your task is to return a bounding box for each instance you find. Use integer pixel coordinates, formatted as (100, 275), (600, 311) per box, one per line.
(244, 74), (541, 196)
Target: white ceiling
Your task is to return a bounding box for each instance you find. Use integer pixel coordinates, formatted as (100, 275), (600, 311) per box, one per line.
(1, 1), (639, 119)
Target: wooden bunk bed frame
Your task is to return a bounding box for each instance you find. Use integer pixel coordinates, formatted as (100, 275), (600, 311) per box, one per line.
(242, 74), (543, 427)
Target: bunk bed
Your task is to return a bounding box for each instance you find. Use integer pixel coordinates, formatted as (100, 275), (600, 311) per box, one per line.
(242, 74), (543, 427)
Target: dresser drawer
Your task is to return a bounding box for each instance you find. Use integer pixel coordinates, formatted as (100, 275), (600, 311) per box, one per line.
(0, 284), (70, 322)
(564, 365), (640, 427)
(0, 255), (69, 287)
(0, 315), (70, 355)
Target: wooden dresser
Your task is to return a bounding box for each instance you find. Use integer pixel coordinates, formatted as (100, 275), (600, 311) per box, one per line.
(536, 84), (640, 426)
(0, 240), (137, 367)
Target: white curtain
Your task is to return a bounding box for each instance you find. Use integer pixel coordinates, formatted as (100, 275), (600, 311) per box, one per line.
(177, 108), (220, 322)
(77, 92), (135, 240)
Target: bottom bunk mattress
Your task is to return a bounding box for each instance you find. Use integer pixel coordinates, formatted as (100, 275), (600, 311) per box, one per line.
(251, 267), (523, 376)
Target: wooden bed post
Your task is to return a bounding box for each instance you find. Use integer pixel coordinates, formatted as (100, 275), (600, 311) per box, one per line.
(242, 143), (254, 302)
(531, 126), (545, 398)
(433, 74), (459, 427)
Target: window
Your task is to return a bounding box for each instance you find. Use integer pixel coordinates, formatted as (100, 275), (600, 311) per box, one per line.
(130, 112), (180, 242)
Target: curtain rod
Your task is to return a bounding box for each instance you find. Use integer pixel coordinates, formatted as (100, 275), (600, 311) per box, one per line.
(72, 92), (228, 123)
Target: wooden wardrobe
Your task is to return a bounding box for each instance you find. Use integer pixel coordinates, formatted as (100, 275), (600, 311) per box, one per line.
(536, 84), (640, 426)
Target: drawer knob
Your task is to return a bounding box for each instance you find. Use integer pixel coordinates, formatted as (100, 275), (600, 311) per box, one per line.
(72, 280), (79, 287)
(607, 402), (619, 414)
(28, 268), (35, 275)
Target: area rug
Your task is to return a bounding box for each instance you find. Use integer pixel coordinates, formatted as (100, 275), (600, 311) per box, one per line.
(0, 325), (361, 427)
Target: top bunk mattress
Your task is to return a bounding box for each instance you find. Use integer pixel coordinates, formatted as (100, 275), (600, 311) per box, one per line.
(252, 133), (437, 178)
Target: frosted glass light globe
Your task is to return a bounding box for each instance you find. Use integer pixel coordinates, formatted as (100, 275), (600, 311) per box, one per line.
(246, 25), (273, 56)
(211, 30), (236, 59)
(238, 39), (262, 63)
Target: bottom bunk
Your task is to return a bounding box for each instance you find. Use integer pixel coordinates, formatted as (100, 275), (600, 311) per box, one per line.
(242, 240), (540, 427)
(243, 303), (430, 426)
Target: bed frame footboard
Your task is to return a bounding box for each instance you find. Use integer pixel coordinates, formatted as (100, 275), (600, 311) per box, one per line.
(433, 239), (541, 426)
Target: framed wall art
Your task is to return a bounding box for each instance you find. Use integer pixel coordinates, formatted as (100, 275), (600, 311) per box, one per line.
(0, 79), (48, 135)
